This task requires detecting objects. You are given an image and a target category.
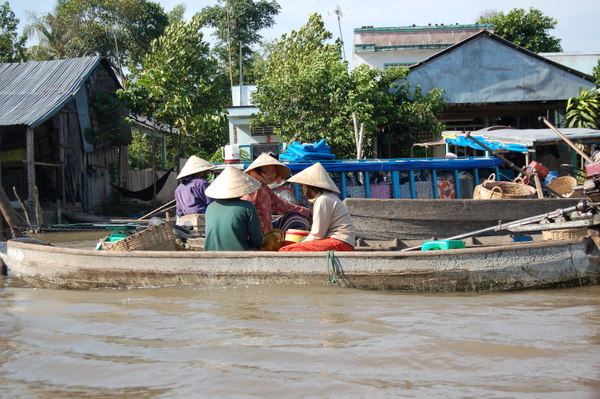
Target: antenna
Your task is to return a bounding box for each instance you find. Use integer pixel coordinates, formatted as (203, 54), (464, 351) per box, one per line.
(329, 5), (346, 62)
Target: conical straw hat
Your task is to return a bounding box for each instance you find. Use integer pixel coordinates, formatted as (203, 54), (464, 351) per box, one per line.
(177, 155), (216, 179)
(245, 153), (290, 179)
(205, 165), (261, 199)
(287, 162), (340, 194)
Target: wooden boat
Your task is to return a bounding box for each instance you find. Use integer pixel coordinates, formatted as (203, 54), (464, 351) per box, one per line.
(346, 198), (582, 240)
(61, 198), (582, 241)
(1, 235), (598, 292)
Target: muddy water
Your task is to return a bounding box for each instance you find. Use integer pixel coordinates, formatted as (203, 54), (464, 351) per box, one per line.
(1, 276), (599, 398)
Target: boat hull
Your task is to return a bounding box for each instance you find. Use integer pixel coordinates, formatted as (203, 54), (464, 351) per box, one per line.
(1, 239), (598, 292)
(345, 198), (582, 240)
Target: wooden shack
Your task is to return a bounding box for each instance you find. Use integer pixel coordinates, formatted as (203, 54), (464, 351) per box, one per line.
(0, 57), (131, 215)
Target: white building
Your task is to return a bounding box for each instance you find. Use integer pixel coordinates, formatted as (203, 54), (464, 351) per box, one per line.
(539, 52), (600, 76)
(353, 24), (492, 69)
(225, 85), (281, 160)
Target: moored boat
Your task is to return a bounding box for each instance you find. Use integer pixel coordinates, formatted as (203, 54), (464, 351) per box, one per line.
(1, 236), (598, 292)
(346, 198), (582, 240)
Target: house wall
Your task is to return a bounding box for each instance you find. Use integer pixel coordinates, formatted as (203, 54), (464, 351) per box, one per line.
(79, 64), (131, 211)
(408, 36), (596, 104)
(227, 85), (282, 159)
(86, 65), (132, 150)
(124, 169), (177, 204)
(353, 24), (490, 69)
(540, 52), (600, 75)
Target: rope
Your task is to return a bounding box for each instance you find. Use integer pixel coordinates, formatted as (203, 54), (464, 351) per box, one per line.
(326, 250), (339, 285)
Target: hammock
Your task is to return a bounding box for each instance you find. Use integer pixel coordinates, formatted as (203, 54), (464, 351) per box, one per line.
(111, 169), (173, 201)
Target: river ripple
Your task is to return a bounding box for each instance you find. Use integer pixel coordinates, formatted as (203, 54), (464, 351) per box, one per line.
(1, 275), (599, 398)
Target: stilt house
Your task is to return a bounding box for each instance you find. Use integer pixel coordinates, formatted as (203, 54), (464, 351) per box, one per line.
(0, 56), (131, 213)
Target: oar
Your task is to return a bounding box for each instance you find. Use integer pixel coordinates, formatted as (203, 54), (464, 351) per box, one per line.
(137, 199), (176, 220)
(464, 132), (564, 198)
(400, 201), (589, 251)
(539, 116), (594, 164)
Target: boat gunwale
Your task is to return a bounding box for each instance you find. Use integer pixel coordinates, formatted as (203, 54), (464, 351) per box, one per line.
(3, 237), (593, 259)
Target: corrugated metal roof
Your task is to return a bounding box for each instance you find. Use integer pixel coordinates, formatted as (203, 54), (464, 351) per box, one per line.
(444, 126), (600, 147)
(408, 31), (596, 104)
(0, 56), (116, 128)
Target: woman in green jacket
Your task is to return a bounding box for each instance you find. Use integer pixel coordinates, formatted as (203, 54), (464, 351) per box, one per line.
(204, 166), (263, 251)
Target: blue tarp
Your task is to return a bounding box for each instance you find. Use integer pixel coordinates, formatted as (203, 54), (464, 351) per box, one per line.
(444, 135), (529, 153)
(280, 139), (336, 161)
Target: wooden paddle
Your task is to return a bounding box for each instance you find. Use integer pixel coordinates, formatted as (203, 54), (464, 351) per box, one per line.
(539, 116), (594, 164)
(400, 201), (590, 251)
(137, 199), (176, 220)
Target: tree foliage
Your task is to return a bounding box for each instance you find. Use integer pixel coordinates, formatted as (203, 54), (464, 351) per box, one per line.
(0, 1), (27, 62)
(253, 14), (446, 159)
(566, 87), (599, 129)
(200, 0), (280, 86)
(593, 60), (600, 86)
(253, 14), (351, 152)
(24, 7), (71, 61)
(119, 14), (229, 168)
(477, 7), (562, 53)
(27, 0), (169, 80)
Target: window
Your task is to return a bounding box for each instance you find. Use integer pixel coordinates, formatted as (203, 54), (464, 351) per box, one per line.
(251, 126), (275, 136)
(384, 63), (414, 69)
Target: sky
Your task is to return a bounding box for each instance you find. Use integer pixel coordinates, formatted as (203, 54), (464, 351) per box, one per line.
(9, 0), (600, 68)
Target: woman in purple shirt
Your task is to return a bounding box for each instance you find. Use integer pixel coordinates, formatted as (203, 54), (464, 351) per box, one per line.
(174, 156), (216, 220)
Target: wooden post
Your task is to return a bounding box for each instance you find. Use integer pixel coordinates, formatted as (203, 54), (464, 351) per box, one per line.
(26, 127), (36, 209)
(533, 174), (544, 199)
(59, 113), (67, 204)
(0, 183), (23, 238)
(57, 199), (62, 224)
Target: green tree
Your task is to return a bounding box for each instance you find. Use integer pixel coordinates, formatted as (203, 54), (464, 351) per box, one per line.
(0, 1), (27, 62)
(166, 3), (186, 24)
(252, 14), (353, 155)
(592, 60), (600, 86)
(200, 0), (280, 87)
(566, 87), (599, 129)
(349, 66), (445, 158)
(119, 15), (229, 168)
(477, 7), (562, 53)
(41, 0), (170, 80)
(24, 8), (71, 60)
(253, 14), (446, 159)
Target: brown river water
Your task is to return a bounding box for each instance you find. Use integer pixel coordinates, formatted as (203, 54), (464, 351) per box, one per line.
(1, 274), (599, 398)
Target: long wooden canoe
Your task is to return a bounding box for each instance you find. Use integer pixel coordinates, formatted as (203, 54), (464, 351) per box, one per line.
(60, 198), (582, 242)
(1, 237), (598, 292)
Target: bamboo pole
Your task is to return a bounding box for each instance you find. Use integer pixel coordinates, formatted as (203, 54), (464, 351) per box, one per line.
(137, 199), (176, 220)
(464, 132), (564, 198)
(539, 116), (594, 163)
(401, 202), (588, 251)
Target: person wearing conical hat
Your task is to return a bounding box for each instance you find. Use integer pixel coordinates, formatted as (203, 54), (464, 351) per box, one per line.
(203, 166), (264, 251)
(241, 152), (311, 235)
(279, 162), (355, 252)
(174, 156), (216, 222)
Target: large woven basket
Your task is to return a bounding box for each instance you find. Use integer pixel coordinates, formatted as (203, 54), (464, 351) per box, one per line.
(542, 227), (587, 241)
(476, 174), (536, 199)
(103, 221), (177, 252)
(546, 175), (580, 198)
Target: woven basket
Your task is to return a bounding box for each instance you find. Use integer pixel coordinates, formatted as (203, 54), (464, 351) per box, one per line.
(103, 221), (177, 252)
(542, 227), (588, 241)
(477, 174), (537, 199)
(546, 176), (578, 197)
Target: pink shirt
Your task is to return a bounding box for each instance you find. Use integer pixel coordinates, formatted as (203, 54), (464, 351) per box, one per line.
(242, 184), (311, 234)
